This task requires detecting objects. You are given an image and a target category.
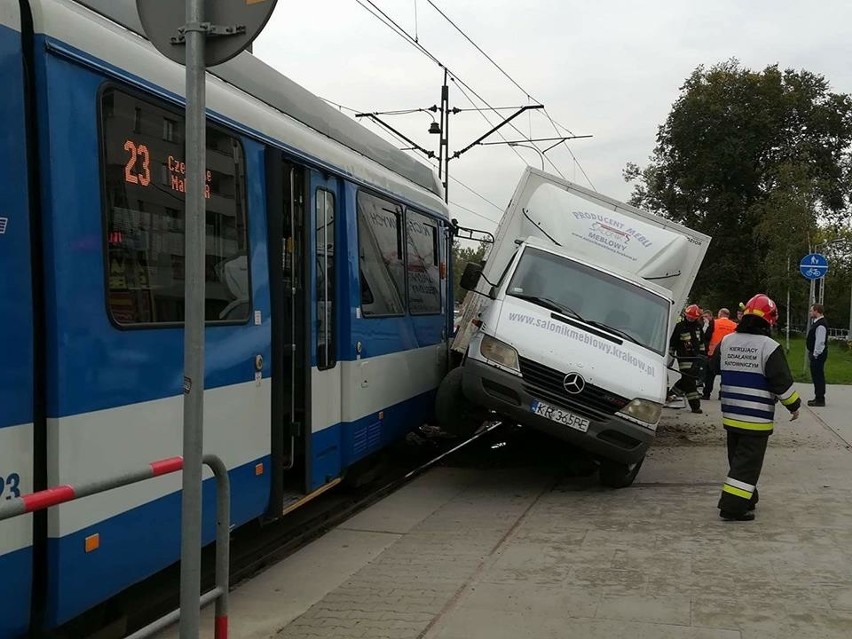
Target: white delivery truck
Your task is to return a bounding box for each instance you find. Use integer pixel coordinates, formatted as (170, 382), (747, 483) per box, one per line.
(440, 167), (710, 487)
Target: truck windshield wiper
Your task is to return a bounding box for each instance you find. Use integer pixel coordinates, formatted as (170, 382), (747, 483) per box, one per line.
(511, 294), (583, 321)
(585, 320), (641, 346)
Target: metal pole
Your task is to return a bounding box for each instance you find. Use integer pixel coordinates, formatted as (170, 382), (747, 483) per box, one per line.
(848, 277), (852, 341)
(786, 255), (790, 353)
(440, 68), (449, 203)
(180, 0), (206, 636)
(805, 276), (814, 373)
(208, 454), (231, 639)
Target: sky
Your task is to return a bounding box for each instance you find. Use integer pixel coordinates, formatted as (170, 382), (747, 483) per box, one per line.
(253, 0), (852, 234)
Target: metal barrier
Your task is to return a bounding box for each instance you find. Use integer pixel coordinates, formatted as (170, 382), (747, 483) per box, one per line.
(0, 454), (230, 639)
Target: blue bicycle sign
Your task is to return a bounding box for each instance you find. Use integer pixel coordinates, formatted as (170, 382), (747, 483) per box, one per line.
(799, 253), (828, 280)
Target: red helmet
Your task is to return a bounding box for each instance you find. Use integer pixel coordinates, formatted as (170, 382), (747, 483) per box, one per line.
(743, 293), (777, 325)
(684, 304), (702, 321)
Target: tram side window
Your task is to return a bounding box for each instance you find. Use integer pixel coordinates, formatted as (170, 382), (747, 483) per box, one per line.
(406, 211), (442, 315)
(100, 88), (250, 325)
(316, 189), (335, 369)
(357, 191), (405, 317)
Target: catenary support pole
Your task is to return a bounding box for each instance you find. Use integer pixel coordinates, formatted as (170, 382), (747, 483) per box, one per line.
(440, 68), (449, 203)
(180, 0), (207, 636)
(805, 275), (814, 374)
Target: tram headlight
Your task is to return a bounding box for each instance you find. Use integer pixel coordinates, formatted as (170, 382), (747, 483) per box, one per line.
(479, 335), (520, 373)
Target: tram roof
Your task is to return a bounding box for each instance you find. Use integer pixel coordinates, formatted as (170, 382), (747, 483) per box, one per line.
(70, 0), (444, 199)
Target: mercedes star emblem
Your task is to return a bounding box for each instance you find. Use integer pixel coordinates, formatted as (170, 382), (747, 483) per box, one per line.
(563, 372), (585, 395)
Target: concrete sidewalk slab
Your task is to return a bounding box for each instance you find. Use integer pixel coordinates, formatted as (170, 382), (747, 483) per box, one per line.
(155, 381), (852, 639)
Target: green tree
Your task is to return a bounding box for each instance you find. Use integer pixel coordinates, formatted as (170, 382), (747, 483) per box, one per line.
(752, 162), (816, 312)
(451, 240), (488, 305)
(624, 59), (852, 309)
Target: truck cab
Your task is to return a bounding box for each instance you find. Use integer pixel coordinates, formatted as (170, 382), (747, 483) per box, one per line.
(455, 238), (672, 486)
(439, 168), (710, 487)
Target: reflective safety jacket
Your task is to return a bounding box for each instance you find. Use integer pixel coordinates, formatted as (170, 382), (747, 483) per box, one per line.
(669, 319), (704, 368)
(710, 332), (801, 435)
(708, 317), (737, 356)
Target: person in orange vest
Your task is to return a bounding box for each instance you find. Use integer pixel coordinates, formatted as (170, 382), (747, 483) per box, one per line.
(703, 308), (738, 400)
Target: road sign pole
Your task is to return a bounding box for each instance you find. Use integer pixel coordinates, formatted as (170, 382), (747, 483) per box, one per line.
(798, 251), (829, 370)
(134, 2), (278, 636)
(180, 0), (206, 636)
(804, 277), (815, 373)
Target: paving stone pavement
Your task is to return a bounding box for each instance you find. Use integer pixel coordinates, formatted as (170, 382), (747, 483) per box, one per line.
(158, 383), (852, 639)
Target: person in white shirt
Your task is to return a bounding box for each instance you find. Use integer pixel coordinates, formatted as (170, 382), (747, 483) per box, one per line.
(806, 304), (828, 406)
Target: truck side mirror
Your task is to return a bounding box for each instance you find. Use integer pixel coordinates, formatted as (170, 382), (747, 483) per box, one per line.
(460, 262), (483, 291)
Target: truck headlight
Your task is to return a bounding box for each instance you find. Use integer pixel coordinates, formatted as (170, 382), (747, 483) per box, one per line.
(617, 399), (662, 429)
(479, 335), (520, 373)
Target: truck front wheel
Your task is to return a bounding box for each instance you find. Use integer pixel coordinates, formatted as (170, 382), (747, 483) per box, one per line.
(435, 367), (484, 437)
(598, 456), (644, 488)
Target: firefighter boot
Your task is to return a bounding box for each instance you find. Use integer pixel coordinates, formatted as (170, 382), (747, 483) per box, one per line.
(688, 398), (702, 414)
(748, 488), (759, 511)
(720, 510), (755, 521)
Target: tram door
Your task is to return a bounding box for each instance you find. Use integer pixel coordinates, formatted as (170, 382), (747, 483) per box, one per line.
(308, 172), (342, 491)
(0, 5), (37, 633)
(267, 156), (310, 511)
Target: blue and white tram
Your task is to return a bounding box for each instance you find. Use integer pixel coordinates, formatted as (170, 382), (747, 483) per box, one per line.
(0, 1), (453, 636)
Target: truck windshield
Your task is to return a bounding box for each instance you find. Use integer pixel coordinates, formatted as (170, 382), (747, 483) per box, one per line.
(506, 247), (669, 355)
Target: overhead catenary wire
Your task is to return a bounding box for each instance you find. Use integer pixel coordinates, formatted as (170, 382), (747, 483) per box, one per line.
(426, 0), (584, 183)
(321, 97), (358, 112)
(355, 0), (576, 184)
(319, 95), (503, 224)
(425, 0), (534, 102)
(449, 79), (536, 170)
(425, 0), (597, 189)
(356, 0), (443, 67)
(453, 78), (570, 180)
(449, 176), (504, 213)
(543, 111), (596, 190)
(355, 1), (533, 153)
(426, 0), (577, 138)
(449, 200), (500, 225)
(324, 91), (561, 196)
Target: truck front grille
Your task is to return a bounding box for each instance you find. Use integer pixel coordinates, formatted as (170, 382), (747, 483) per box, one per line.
(518, 357), (630, 420)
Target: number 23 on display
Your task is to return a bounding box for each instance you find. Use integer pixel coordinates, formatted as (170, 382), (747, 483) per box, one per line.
(0, 473), (22, 500)
(124, 139), (151, 186)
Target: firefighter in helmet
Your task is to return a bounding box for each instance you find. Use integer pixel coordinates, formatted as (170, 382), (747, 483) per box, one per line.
(709, 293), (800, 521)
(668, 303), (705, 413)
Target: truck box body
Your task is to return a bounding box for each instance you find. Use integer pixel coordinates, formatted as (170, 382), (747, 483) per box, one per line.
(446, 168), (710, 486)
(453, 168), (710, 356)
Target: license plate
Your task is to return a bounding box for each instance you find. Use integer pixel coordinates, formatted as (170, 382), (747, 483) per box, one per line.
(530, 399), (590, 432)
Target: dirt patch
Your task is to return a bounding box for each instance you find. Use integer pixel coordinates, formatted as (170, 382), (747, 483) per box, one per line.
(654, 411), (723, 447)
(654, 407), (847, 451)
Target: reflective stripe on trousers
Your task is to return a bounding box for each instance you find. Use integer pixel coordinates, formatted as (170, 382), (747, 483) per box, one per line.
(719, 431), (768, 514)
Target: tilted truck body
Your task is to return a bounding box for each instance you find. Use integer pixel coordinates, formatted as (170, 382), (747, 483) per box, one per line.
(443, 168), (710, 486)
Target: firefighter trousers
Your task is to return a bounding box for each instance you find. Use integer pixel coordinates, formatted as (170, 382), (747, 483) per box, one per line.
(718, 430), (768, 514)
(672, 361), (701, 409)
